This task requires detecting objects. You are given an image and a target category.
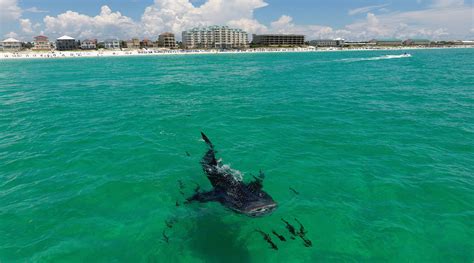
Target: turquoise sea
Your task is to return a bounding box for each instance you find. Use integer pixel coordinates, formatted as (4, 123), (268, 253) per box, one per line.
(1, 49), (473, 262)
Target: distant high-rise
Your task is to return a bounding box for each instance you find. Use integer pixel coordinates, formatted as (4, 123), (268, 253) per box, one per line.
(158, 33), (176, 48)
(252, 34), (305, 46)
(182, 26), (249, 49)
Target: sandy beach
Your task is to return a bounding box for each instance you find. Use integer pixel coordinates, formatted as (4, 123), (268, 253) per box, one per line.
(1, 46), (472, 60)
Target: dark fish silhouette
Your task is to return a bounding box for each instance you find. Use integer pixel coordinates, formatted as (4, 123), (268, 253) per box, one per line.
(256, 230), (278, 250)
(281, 218), (297, 239)
(175, 200), (180, 207)
(162, 230), (169, 244)
(186, 151), (191, 157)
(294, 218), (308, 236)
(300, 236), (313, 247)
(186, 132), (277, 217)
(272, 230), (286, 242)
(289, 187), (299, 195)
(165, 219), (176, 228)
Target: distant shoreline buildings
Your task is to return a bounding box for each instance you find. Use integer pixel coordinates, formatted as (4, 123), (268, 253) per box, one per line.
(1, 25), (473, 52)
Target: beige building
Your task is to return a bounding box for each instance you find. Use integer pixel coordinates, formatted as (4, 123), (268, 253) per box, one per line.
(182, 26), (249, 49)
(158, 33), (176, 48)
(33, 35), (50, 50)
(126, 38), (140, 49)
(1, 38), (22, 51)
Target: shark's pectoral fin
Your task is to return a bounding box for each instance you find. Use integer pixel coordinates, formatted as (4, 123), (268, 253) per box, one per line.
(186, 190), (220, 203)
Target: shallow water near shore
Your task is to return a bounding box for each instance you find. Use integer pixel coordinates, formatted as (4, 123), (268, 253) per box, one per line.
(1, 49), (473, 262)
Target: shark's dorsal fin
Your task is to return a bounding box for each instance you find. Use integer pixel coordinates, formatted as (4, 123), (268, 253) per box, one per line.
(201, 132), (214, 149)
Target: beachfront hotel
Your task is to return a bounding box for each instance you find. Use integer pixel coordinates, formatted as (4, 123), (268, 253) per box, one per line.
(182, 26), (249, 49)
(252, 34), (305, 46)
(56, 35), (77, 51)
(158, 33), (176, 48)
(33, 36), (51, 50)
(126, 38), (140, 49)
(1, 38), (22, 51)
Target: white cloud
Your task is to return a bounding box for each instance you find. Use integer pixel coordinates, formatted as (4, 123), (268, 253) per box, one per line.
(141, 0), (268, 37)
(2, 0), (473, 41)
(19, 18), (33, 34)
(348, 4), (390, 16)
(4, 31), (19, 39)
(43, 6), (138, 39)
(431, 0), (464, 8)
(25, 7), (49, 13)
(0, 0), (22, 21)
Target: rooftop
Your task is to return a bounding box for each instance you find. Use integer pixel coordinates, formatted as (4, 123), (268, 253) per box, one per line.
(57, 35), (75, 40)
(3, 38), (20, 43)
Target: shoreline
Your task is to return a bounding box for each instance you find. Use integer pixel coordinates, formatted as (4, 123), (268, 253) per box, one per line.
(1, 46), (472, 60)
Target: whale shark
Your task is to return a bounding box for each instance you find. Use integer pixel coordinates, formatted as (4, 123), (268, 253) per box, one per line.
(186, 132), (277, 217)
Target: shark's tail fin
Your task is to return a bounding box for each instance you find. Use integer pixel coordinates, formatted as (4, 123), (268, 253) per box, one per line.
(201, 132), (214, 149)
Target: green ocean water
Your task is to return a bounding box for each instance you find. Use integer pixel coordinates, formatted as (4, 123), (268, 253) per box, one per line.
(1, 49), (473, 262)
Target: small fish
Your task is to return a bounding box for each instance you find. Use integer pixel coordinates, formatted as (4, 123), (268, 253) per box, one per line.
(289, 187), (299, 195)
(272, 230), (286, 242)
(294, 218), (307, 236)
(281, 218), (297, 237)
(178, 180), (185, 189)
(256, 229), (278, 250)
(179, 190), (185, 196)
(165, 219), (174, 228)
(162, 230), (169, 244)
(175, 200), (180, 207)
(185, 151), (191, 157)
(300, 236), (313, 247)
(193, 183), (201, 193)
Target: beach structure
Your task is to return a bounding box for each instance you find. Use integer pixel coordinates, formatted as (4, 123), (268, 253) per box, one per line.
(1, 38), (22, 51)
(56, 35), (77, 51)
(158, 33), (176, 48)
(33, 35), (50, 50)
(370, 39), (403, 46)
(126, 38), (140, 49)
(140, 39), (155, 48)
(104, 39), (120, 49)
(309, 39), (344, 47)
(403, 39), (431, 46)
(81, 39), (97, 50)
(252, 34), (305, 46)
(182, 26), (249, 49)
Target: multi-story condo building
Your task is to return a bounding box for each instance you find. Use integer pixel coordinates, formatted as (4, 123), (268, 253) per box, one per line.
(309, 39), (344, 47)
(182, 26), (249, 49)
(252, 34), (305, 46)
(1, 38), (22, 51)
(81, 39), (97, 50)
(56, 35), (76, 51)
(158, 32), (176, 48)
(33, 35), (50, 50)
(104, 39), (120, 49)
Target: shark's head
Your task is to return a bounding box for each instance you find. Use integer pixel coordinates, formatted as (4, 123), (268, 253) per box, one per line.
(233, 190), (277, 217)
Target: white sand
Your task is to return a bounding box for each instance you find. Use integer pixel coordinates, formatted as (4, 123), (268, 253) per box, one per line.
(0, 46), (472, 60)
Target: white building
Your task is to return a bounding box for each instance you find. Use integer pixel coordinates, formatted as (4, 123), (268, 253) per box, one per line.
(104, 39), (120, 49)
(182, 26), (249, 49)
(1, 38), (22, 51)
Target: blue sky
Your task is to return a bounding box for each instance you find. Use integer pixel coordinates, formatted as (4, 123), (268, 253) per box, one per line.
(1, 0), (473, 40)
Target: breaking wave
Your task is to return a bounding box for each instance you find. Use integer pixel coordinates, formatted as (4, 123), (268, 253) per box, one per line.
(339, 54), (412, 62)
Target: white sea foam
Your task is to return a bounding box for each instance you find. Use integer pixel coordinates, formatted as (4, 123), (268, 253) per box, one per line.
(339, 54), (412, 62)
(216, 163), (244, 181)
